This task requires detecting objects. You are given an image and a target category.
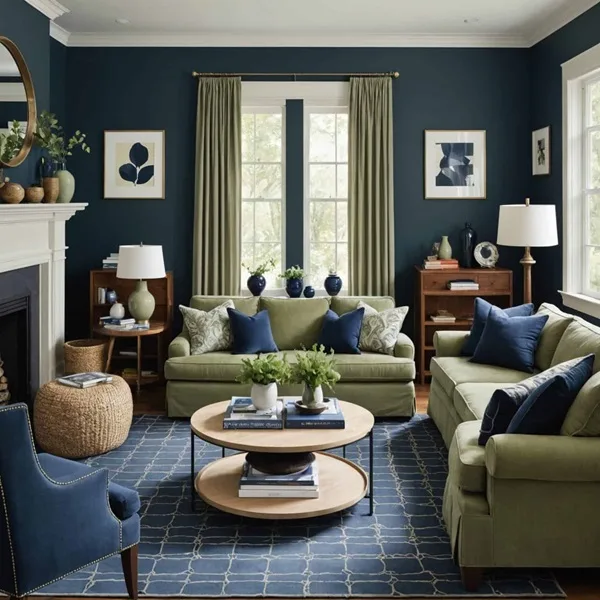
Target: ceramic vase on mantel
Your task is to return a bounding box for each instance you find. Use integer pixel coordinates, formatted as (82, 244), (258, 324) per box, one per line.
(42, 177), (59, 204)
(438, 236), (453, 260)
(459, 222), (477, 268)
(251, 382), (278, 411)
(57, 162), (75, 203)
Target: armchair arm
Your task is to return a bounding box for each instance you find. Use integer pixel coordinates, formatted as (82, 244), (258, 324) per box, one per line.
(394, 333), (415, 360)
(485, 434), (600, 483)
(433, 330), (469, 357)
(169, 329), (191, 358)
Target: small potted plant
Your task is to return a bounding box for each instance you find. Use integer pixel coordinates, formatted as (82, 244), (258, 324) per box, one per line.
(236, 353), (291, 411)
(281, 265), (306, 298)
(242, 258), (276, 297)
(291, 344), (341, 408)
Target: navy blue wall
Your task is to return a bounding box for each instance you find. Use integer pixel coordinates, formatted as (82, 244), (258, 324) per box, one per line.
(50, 38), (67, 123)
(531, 4), (600, 307)
(63, 47), (531, 338)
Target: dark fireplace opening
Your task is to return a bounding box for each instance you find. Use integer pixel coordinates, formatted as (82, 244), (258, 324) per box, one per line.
(0, 297), (30, 407)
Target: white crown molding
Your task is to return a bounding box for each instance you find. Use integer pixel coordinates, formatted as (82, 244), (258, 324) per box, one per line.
(50, 22), (71, 46)
(526, 0), (600, 46)
(23, 0), (69, 20)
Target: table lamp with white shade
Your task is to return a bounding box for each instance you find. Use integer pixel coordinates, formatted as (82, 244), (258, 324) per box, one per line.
(496, 198), (558, 304)
(117, 244), (166, 325)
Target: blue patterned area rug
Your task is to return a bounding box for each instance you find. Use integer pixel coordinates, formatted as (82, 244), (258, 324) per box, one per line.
(38, 414), (564, 597)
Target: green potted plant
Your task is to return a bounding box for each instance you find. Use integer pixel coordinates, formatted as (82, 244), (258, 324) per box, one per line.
(242, 258), (276, 297)
(280, 265), (306, 298)
(33, 110), (90, 203)
(236, 353), (291, 411)
(291, 344), (341, 407)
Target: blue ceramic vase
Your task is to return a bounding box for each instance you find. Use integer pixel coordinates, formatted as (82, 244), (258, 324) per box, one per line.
(247, 274), (266, 297)
(324, 272), (343, 296)
(105, 289), (118, 304)
(286, 278), (303, 298)
(303, 285), (315, 298)
(460, 222), (477, 268)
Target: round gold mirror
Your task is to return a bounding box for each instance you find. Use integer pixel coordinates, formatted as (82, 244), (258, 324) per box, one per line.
(0, 36), (36, 168)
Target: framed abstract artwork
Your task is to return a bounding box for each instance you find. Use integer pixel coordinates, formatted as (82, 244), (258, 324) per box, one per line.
(424, 130), (486, 199)
(104, 130), (165, 199)
(532, 126), (550, 176)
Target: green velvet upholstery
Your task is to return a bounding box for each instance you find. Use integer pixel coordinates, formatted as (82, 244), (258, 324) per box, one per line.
(448, 421), (486, 493)
(534, 303), (574, 371)
(551, 317), (600, 373)
(561, 371), (600, 436)
(453, 383), (505, 422)
(330, 295), (395, 314)
(190, 295), (259, 315)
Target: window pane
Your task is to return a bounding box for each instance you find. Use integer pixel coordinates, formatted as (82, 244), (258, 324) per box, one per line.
(337, 164), (348, 198)
(309, 113), (336, 162)
(242, 114), (255, 162)
(587, 246), (600, 293)
(589, 194), (600, 245)
(254, 202), (281, 242)
(590, 81), (600, 127)
(254, 243), (282, 288)
(255, 164), (282, 199)
(242, 201), (254, 243)
(310, 243), (336, 287)
(254, 113), (282, 162)
(241, 243), (254, 272)
(337, 202), (348, 242)
(242, 165), (254, 199)
(337, 114), (348, 162)
(336, 243), (349, 284)
(310, 201), (335, 242)
(590, 131), (600, 189)
(310, 164), (336, 198)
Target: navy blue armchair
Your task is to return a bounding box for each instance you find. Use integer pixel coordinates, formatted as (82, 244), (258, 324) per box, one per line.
(0, 403), (140, 599)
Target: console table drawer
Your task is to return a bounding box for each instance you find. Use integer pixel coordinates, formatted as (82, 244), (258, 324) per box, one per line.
(477, 272), (511, 292)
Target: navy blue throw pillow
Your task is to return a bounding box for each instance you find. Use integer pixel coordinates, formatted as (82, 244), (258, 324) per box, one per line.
(227, 308), (279, 354)
(318, 308), (364, 354)
(507, 355), (594, 436)
(462, 298), (534, 356)
(471, 308), (548, 373)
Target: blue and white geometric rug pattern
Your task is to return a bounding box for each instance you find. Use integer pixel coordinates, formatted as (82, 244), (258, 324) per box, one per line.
(39, 415), (564, 597)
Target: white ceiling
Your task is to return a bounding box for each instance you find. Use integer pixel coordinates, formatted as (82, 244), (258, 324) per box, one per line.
(28, 0), (600, 47)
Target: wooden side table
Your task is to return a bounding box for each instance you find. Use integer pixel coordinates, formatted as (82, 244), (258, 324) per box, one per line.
(93, 322), (166, 393)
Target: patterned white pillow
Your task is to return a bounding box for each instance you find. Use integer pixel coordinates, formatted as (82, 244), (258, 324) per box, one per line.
(358, 301), (409, 355)
(179, 300), (234, 355)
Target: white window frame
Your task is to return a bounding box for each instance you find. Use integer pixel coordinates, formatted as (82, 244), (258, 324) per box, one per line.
(561, 41), (600, 318)
(304, 106), (349, 294)
(241, 106), (286, 293)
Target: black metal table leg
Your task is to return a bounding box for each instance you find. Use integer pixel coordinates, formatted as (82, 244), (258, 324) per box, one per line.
(190, 428), (195, 510)
(343, 445), (346, 459)
(222, 447), (225, 458)
(369, 428), (374, 516)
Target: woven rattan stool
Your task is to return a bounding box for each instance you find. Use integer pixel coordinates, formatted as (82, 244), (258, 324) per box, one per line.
(34, 376), (133, 458)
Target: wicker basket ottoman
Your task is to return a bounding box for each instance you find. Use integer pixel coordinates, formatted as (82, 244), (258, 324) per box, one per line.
(34, 376), (133, 458)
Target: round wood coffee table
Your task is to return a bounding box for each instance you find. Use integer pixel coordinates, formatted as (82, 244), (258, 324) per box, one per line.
(190, 399), (375, 519)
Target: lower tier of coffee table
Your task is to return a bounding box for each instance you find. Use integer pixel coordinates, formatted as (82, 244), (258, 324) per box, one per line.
(195, 451), (368, 520)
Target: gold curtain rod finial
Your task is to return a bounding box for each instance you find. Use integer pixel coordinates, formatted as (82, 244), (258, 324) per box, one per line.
(393, 71), (400, 78)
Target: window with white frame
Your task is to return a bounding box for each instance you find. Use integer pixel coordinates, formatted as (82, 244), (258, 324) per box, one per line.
(305, 109), (349, 287)
(241, 108), (284, 289)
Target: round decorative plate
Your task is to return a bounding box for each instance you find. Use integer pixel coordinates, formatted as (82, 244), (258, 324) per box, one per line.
(246, 451), (316, 475)
(474, 242), (499, 268)
(295, 400), (327, 415)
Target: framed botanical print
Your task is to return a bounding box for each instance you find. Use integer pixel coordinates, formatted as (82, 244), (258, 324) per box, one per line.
(532, 126), (550, 176)
(424, 130), (486, 199)
(104, 130), (165, 199)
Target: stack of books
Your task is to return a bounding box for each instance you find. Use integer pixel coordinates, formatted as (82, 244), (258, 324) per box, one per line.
(99, 316), (149, 331)
(283, 398), (345, 429)
(223, 397), (283, 430)
(430, 310), (456, 323)
(57, 372), (113, 388)
(447, 279), (479, 291)
(423, 257), (459, 270)
(102, 253), (119, 269)
(238, 461), (319, 498)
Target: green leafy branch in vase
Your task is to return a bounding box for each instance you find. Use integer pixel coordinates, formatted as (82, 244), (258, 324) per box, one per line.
(236, 353), (292, 386)
(242, 258), (276, 277)
(291, 344), (341, 390)
(280, 265), (306, 280)
(0, 121), (25, 164)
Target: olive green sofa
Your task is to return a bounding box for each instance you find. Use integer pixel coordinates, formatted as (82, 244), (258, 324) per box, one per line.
(428, 302), (600, 589)
(166, 295), (416, 418)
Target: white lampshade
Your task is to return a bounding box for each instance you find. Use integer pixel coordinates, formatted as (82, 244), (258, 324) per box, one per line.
(117, 244), (166, 280)
(497, 204), (558, 248)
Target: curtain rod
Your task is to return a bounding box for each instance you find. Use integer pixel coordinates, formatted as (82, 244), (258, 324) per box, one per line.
(192, 71), (399, 79)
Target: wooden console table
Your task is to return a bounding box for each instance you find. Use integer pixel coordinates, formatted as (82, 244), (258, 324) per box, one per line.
(414, 266), (513, 385)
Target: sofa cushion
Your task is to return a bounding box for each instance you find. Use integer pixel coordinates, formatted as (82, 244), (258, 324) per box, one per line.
(179, 300), (233, 355)
(318, 308), (364, 354)
(535, 303), (574, 371)
(283, 351), (414, 382)
(430, 356), (529, 398)
(330, 296), (394, 315)
(552, 318), (600, 374)
(453, 383), (506, 422)
(165, 352), (256, 382)
(358, 302), (409, 355)
(260, 297), (329, 350)
(228, 309), (278, 354)
(562, 371), (600, 436)
(190, 295), (259, 316)
(448, 421), (487, 493)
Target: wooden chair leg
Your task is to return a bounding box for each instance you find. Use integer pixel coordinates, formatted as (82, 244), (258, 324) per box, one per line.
(460, 566), (484, 591)
(121, 544), (139, 600)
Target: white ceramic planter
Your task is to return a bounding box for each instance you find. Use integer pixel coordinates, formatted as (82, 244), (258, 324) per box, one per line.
(302, 384), (324, 407)
(251, 382), (278, 411)
(110, 302), (126, 319)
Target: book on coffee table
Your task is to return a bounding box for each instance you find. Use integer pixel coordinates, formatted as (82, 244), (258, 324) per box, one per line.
(238, 461), (319, 498)
(223, 397), (283, 430)
(283, 398), (345, 429)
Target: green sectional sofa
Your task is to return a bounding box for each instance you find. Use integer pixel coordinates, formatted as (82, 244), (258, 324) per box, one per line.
(166, 295), (416, 417)
(428, 302), (600, 589)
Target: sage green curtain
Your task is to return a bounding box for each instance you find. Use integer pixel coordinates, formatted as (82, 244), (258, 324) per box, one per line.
(193, 77), (241, 295)
(348, 77), (395, 297)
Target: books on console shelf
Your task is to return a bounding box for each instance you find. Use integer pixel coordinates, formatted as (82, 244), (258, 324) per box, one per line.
(283, 398), (345, 429)
(447, 279), (479, 291)
(57, 372), (113, 388)
(102, 253), (119, 269)
(100, 316), (136, 326)
(223, 397), (283, 430)
(103, 323), (150, 331)
(238, 461), (319, 498)
(423, 258), (459, 270)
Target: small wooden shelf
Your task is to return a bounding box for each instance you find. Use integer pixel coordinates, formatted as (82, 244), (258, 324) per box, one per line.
(425, 320), (472, 327)
(423, 290), (509, 296)
(121, 373), (160, 385)
(424, 345), (435, 351)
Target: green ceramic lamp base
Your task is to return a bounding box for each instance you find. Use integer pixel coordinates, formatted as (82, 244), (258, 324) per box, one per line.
(128, 280), (156, 325)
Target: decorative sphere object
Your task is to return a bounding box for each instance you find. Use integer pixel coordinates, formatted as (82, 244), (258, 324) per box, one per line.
(324, 271), (343, 296)
(0, 182), (25, 204)
(25, 186), (44, 203)
(105, 289), (118, 304)
(109, 302), (126, 319)
(303, 285), (315, 298)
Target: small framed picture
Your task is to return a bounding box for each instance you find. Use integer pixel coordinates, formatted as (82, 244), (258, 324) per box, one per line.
(424, 130), (486, 199)
(532, 126), (550, 176)
(104, 130), (165, 199)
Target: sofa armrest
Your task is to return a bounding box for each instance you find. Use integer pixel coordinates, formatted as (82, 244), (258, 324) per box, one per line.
(394, 333), (415, 360)
(486, 434), (600, 483)
(433, 330), (469, 357)
(169, 330), (191, 358)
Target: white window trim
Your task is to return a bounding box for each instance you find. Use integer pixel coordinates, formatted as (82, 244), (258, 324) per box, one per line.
(561, 41), (600, 319)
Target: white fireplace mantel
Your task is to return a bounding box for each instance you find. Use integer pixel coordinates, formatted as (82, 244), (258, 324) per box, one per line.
(0, 203), (87, 384)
